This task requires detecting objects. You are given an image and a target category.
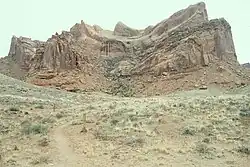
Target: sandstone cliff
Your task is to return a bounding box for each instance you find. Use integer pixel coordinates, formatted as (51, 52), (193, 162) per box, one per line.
(1, 2), (248, 96)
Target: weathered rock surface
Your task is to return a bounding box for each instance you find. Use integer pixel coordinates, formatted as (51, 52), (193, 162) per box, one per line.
(113, 21), (140, 37)
(0, 2), (248, 95)
(132, 18), (237, 76)
(143, 2), (208, 37)
(242, 63), (250, 68)
(8, 36), (45, 70)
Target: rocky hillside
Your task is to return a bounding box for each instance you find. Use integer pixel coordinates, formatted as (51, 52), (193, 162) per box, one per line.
(1, 70), (250, 167)
(242, 63), (250, 68)
(1, 2), (249, 96)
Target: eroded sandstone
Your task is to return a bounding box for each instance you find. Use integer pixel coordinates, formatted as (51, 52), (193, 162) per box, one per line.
(1, 2), (248, 95)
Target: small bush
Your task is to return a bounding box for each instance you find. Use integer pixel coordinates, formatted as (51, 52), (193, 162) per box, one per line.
(179, 103), (186, 108)
(22, 123), (48, 135)
(86, 105), (95, 110)
(110, 80), (135, 97)
(35, 105), (44, 109)
(109, 103), (117, 110)
(159, 104), (168, 111)
(94, 130), (110, 141)
(196, 143), (210, 154)
(38, 137), (49, 147)
(195, 143), (216, 160)
(55, 112), (64, 119)
(31, 156), (50, 165)
(182, 126), (197, 136)
(41, 117), (55, 124)
(202, 138), (210, 144)
(110, 119), (119, 125)
(124, 136), (145, 147)
(152, 148), (170, 155)
(237, 146), (250, 155)
(9, 107), (19, 111)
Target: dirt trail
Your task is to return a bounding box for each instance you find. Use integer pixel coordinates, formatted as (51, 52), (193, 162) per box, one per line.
(52, 125), (84, 167)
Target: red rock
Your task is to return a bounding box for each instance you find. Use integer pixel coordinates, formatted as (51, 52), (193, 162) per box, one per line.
(0, 2), (248, 96)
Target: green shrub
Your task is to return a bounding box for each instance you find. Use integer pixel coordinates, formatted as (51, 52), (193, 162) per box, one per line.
(22, 123), (48, 135)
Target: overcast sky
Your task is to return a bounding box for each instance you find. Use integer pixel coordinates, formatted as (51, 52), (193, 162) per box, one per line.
(0, 0), (249, 63)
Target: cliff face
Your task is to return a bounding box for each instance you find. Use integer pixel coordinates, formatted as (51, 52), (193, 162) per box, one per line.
(8, 36), (45, 70)
(132, 18), (237, 76)
(1, 2), (248, 95)
(8, 23), (101, 72)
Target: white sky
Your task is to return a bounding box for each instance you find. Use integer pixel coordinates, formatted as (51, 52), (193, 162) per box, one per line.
(0, 0), (249, 63)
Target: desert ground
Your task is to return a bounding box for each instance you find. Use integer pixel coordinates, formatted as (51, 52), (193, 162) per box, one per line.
(0, 73), (250, 167)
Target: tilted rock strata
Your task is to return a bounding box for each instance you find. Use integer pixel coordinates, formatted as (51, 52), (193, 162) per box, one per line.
(132, 18), (237, 76)
(1, 2), (247, 95)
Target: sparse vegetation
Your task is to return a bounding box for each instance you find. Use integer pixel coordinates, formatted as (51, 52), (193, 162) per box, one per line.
(9, 106), (19, 111)
(159, 104), (168, 111)
(195, 143), (216, 159)
(202, 138), (210, 144)
(196, 143), (210, 154)
(35, 104), (44, 109)
(152, 148), (170, 155)
(110, 79), (135, 97)
(22, 123), (48, 135)
(1, 70), (250, 166)
(182, 126), (197, 135)
(86, 105), (95, 110)
(55, 112), (64, 119)
(110, 119), (119, 125)
(94, 129), (111, 141)
(108, 102), (117, 109)
(38, 137), (49, 147)
(124, 136), (145, 147)
(41, 117), (56, 124)
(31, 156), (50, 165)
(237, 145), (250, 155)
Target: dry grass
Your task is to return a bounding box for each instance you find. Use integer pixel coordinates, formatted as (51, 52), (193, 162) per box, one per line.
(31, 155), (50, 165)
(22, 123), (48, 135)
(1, 75), (250, 166)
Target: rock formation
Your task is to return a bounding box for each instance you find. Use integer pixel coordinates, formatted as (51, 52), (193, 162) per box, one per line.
(113, 21), (140, 37)
(1, 2), (249, 96)
(242, 63), (250, 68)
